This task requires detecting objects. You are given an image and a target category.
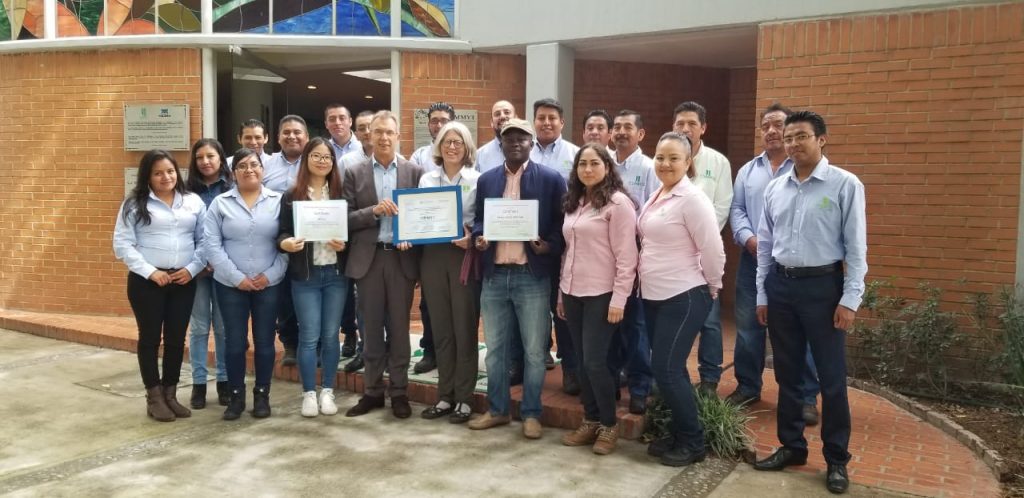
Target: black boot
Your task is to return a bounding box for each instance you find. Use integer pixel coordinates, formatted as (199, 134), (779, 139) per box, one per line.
(190, 383), (207, 409)
(252, 385), (271, 418)
(223, 387), (246, 421)
(216, 381), (230, 406)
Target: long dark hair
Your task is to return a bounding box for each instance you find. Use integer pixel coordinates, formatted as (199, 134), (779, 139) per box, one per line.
(291, 137), (343, 201)
(186, 138), (232, 192)
(563, 144), (631, 214)
(122, 150), (187, 226)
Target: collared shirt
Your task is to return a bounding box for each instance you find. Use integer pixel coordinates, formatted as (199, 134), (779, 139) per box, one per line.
(410, 144), (438, 171)
(192, 175), (232, 207)
(339, 149), (405, 173)
(730, 152), (792, 247)
(530, 137), (579, 181)
(494, 162), (529, 265)
(307, 184), (338, 266)
(755, 156), (868, 310)
(329, 136), (361, 162)
(114, 191), (207, 280)
(613, 147), (660, 212)
(691, 142), (734, 231)
(373, 156), (399, 243)
(560, 191), (638, 309)
(637, 178), (725, 300)
(202, 186), (288, 288)
(475, 137), (506, 173)
(418, 166), (481, 228)
(262, 152), (301, 193)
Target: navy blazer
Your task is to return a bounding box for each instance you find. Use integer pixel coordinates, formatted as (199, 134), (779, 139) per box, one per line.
(472, 160), (567, 278)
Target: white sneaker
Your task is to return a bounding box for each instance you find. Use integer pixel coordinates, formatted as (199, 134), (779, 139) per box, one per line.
(301, 391), (319, 417)
(319, 388), (338, 415)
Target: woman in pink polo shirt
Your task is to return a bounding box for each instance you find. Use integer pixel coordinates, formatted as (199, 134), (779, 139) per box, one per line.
(639, 132), (725, 467)
(557, 144), (638, 455)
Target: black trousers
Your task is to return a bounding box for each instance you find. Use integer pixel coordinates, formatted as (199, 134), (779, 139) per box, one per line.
(766, 270), (852, 465)
(126, 272), (197, 389)
(563, 292), (618, 427)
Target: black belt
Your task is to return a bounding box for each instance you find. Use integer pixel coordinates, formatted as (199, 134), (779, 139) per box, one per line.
(494, 263), (528, 269)
(773, 262), (842, 278)
(157, 267), (181, 273)
(376, 242), (397, 251)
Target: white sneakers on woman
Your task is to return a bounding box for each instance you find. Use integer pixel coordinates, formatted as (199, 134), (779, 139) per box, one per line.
(302, 388), (338, 417)
(319, 388), (337, 415)
(302, 391), (319, 417)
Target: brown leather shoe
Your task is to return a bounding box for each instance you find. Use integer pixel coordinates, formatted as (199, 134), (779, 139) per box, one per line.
(345, 395), (385, 417)
(592, 425), (618, 455)
(163, 384), (191, 418)
(467, 412), (510, 430)
(523, 417), (543, 439)
(562, 420), (600, 446)
(146, 386), (175, 422)
(391, 395), (412, 419)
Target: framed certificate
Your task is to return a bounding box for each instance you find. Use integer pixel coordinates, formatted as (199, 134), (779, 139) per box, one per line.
(392, 186), (463, 245)
(293, 200), (348, 242)
(483, 199), (539, 241)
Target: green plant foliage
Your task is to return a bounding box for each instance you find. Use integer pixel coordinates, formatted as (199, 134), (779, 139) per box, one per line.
(997, 288), (1024, 411)
(0, 1), (11, 41)
(643, 388), (755, 459)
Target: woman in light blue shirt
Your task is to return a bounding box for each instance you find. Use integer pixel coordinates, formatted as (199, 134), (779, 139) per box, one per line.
(113, 150), (206, 423)
(185, 138), (232, 410)
(203, 148), (288, 421)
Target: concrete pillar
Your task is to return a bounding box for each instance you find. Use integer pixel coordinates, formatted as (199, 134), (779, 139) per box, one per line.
(525, 43), (575, 139)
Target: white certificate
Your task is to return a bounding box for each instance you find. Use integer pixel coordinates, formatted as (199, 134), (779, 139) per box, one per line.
(395, 187), (462, 243)
(293, 200), (348, 242)
(483, 199), (539, 241)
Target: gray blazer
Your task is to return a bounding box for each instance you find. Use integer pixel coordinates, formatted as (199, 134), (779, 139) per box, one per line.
(343, 156), (425, 280)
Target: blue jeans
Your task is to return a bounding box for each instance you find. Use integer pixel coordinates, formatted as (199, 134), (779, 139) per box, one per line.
(645, 285), (713, 452)
(189, 275), (227, 383)
(606, 294), (652, 398)
(216, 282), (280, 389)
(734, 251), (819, 404)
(481, 266), (550, 419)
(292, 266), (348, 392)
(697, 297), (723, 383)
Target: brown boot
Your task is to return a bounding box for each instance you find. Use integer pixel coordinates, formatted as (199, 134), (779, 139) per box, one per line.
(592, 424), (619, 455)
(146, 386), (175, 422)
(562, 419), (601, 446)
(162, 384), (192, 418)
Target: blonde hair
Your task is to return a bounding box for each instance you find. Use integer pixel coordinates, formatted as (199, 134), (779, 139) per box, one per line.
(431, 121), (477, 168)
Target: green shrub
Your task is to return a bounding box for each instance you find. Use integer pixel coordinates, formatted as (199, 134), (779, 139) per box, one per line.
(643, 389), (755, 459)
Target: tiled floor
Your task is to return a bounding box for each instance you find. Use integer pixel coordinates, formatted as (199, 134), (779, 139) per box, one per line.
(0, 308), (1002, 497)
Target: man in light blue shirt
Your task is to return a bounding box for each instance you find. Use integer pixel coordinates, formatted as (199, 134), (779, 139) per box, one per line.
(727, 104), (821, 423)
(752, 110), (866, 496)
(475, 100), (514, 173)
(262, 115), (308, 194)
(325, 104), (361, 160)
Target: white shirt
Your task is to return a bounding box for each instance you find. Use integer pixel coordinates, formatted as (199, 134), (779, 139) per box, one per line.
(475, 138), (506, 173)
(691, 142), (734, 231)
(613, 147), (660, 212)
(531, 137), (579, 181)
(418, 166), (481, 228)
(411, 144), (437, 171)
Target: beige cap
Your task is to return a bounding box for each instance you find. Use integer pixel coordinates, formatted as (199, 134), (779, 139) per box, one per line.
(500, 118), (535, 138)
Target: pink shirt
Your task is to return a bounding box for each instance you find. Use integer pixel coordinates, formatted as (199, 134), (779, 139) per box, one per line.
(495, 163), (529, 265)
(560, 191), (639, 309)
(637, 177), (725, 300)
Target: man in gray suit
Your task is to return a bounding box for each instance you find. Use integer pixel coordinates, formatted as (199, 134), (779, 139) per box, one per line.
(343, 110), (425, 419)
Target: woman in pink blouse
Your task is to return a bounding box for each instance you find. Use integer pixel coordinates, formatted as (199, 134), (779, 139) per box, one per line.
(639, 132), (725, 467)
(557, 144), (638, 455)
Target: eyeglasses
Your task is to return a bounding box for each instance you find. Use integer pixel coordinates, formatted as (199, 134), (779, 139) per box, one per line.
(782, 133), (815, 145)
(309, 153), (332, 163)
(429, 118), (451, 126)
(442, 139), (465, 149)
(235, 162), (262, 171)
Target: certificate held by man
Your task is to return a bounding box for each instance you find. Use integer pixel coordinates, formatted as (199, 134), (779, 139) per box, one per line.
(483, 199), (539, 241)
(293, 200), (348, 242)
(392, 186), (463, 245)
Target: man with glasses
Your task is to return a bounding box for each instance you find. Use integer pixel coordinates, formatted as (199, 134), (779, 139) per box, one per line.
(752, 110), (866, 495)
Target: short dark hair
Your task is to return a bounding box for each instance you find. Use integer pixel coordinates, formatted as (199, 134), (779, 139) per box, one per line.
(324, 103), (350, 119)
(356, 110), (375, 120)
(279, 114), (307, 130)
(785, 110), (827, 136)
(238, 118), (266, 137)
(584, 109), (611, 128)
(231, 148), (265, 170)
(533, 98), (564, 117)
(428, 102), (456, 120)
(760, 102), (792, 120)
(616, 109), (644, 130)
(672, 101), (707, 125)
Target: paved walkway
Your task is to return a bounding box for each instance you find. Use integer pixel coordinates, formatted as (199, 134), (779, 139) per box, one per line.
(0, 308), (1003, 497)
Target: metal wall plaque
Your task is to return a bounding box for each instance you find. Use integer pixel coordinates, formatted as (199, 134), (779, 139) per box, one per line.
(124, 104), (190, 151)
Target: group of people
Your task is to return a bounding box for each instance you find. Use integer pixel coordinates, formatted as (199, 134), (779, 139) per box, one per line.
(113, 96), (865, 494)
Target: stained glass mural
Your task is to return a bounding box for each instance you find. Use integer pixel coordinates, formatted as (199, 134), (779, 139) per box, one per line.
(212, 0), (268, 33)
(54, 0), (203, 36)
(272, 0), (330, 35)
(0, 0), (46, 40)
(401, 0), (452, 38)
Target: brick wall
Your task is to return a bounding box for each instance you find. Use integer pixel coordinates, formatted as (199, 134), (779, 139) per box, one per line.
(757, 3), (1023, 305)
(0, 49), (203, 314)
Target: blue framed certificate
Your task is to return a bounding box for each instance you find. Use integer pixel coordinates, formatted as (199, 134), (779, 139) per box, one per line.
(392, 186), (463, 245)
